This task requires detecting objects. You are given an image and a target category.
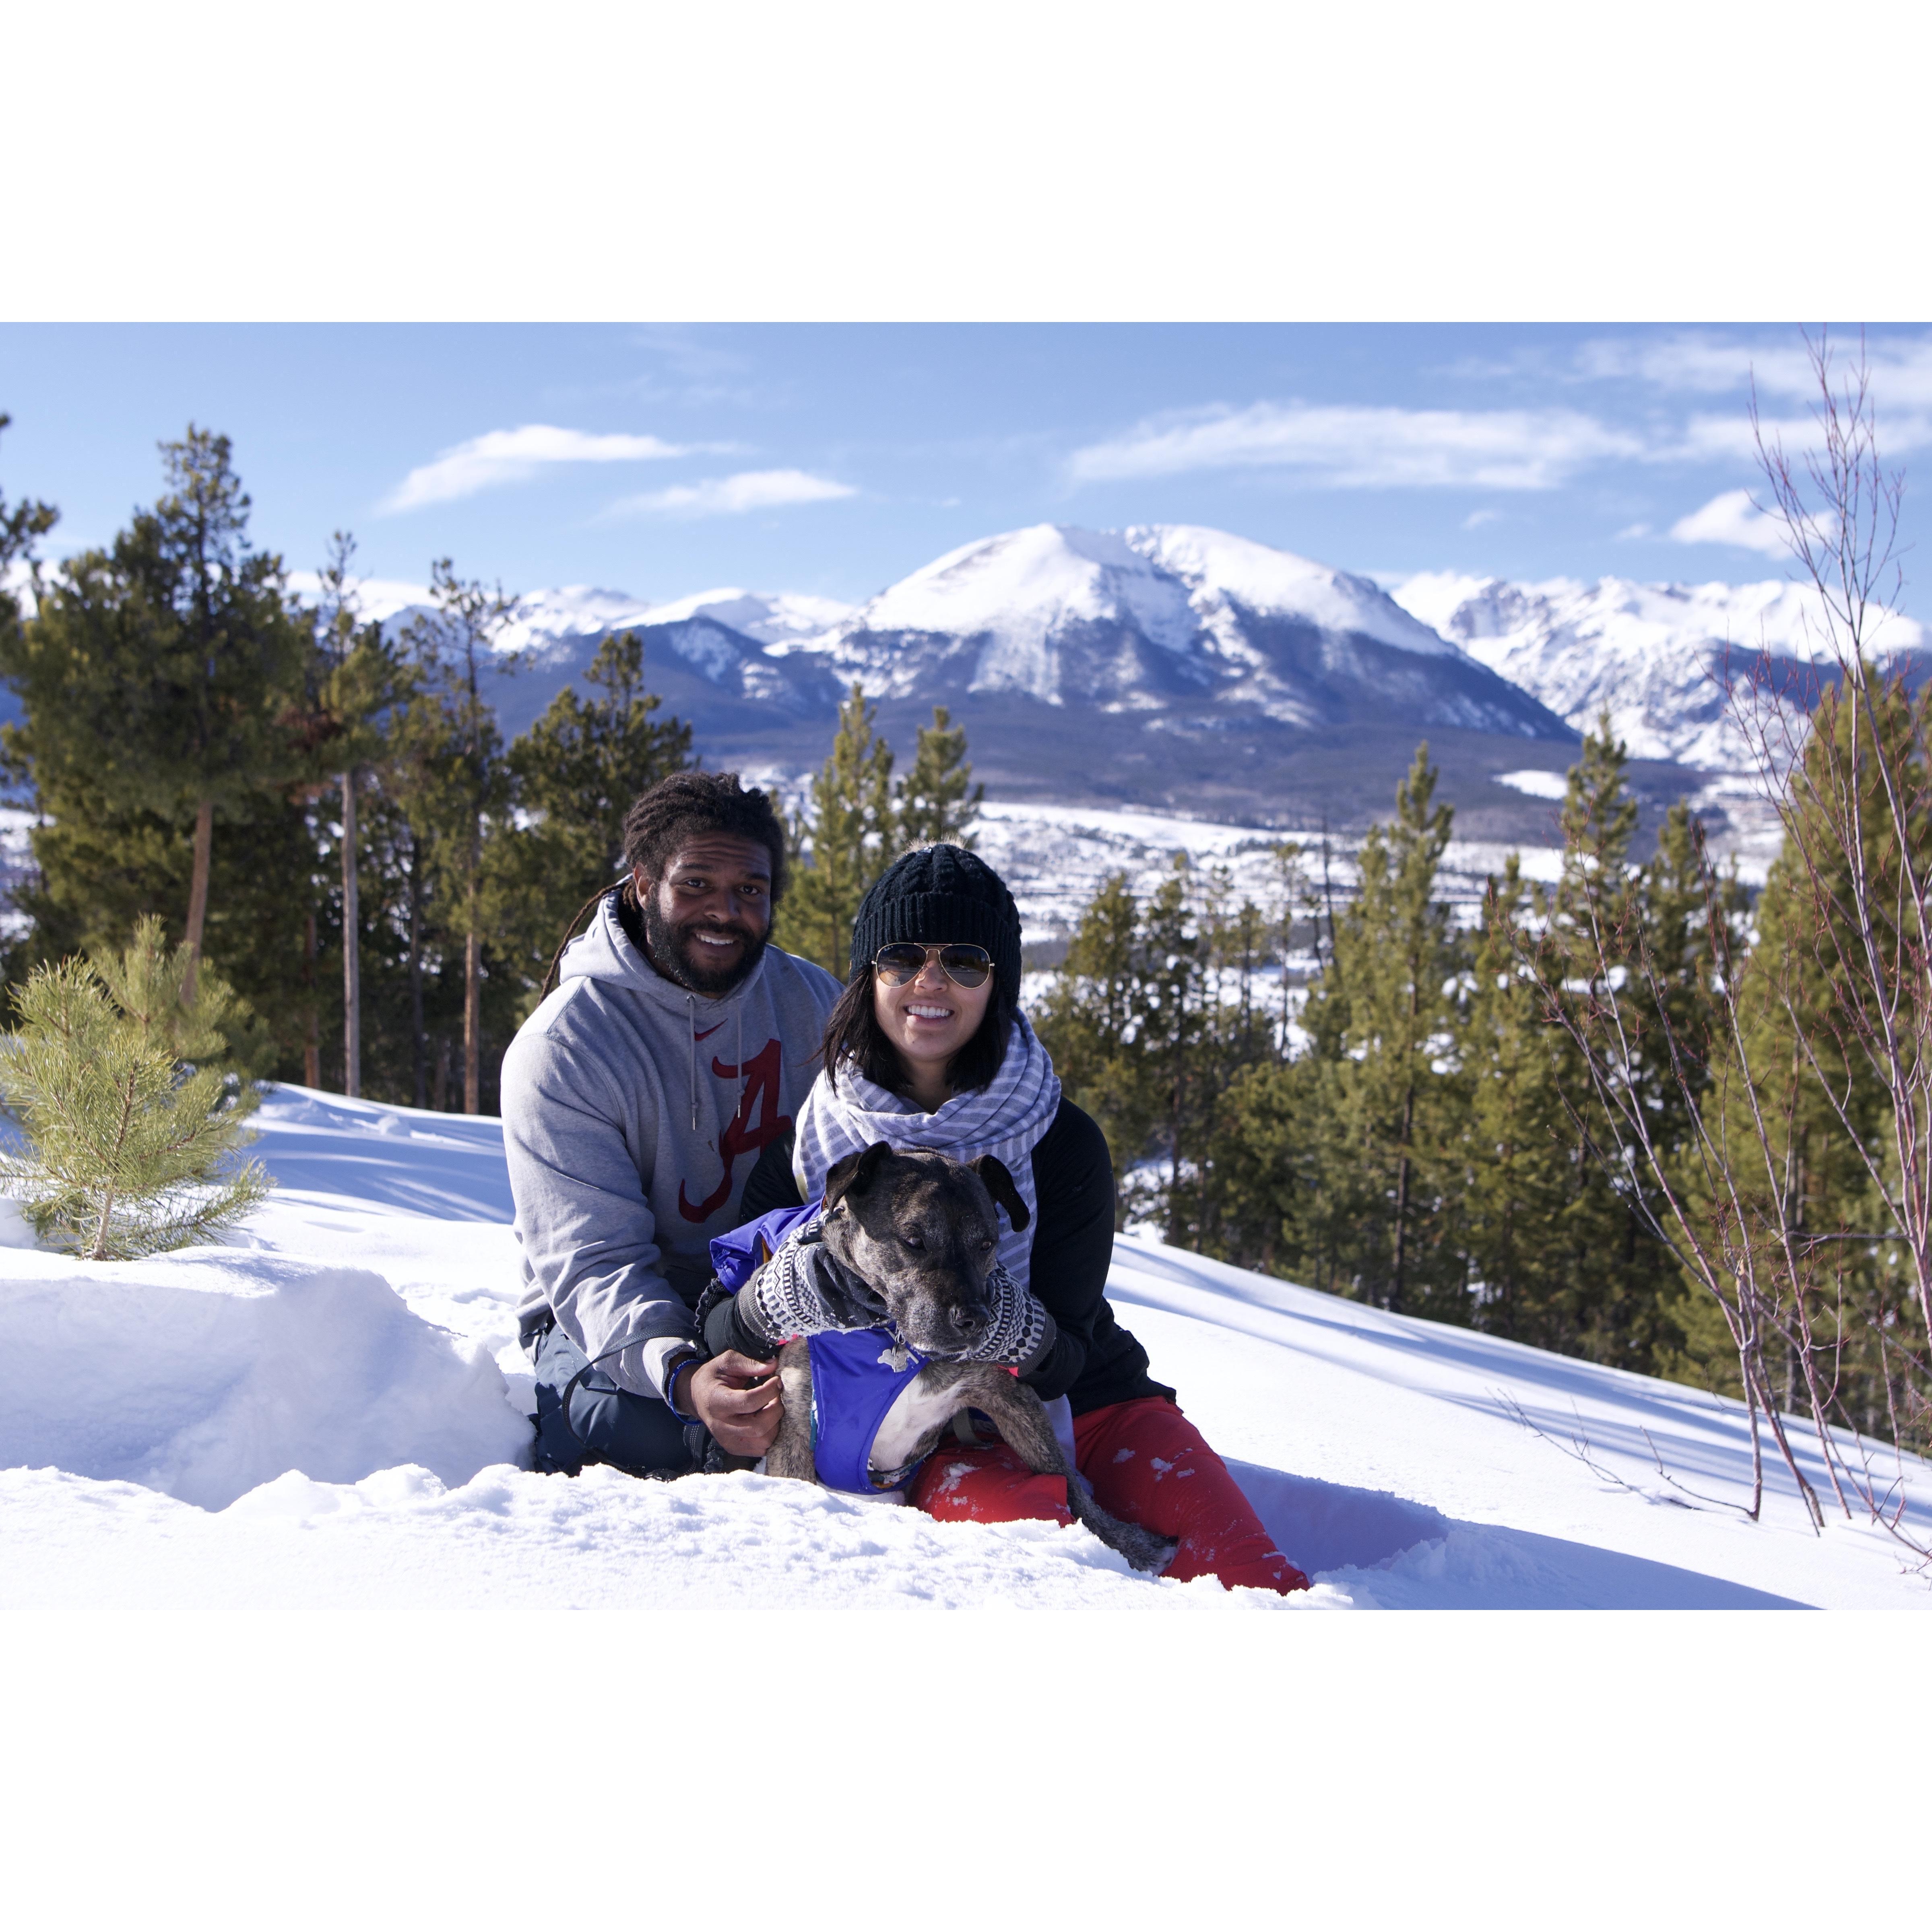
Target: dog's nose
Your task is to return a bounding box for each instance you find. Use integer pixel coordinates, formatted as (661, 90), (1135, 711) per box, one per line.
(952, 1305), (989, 1339)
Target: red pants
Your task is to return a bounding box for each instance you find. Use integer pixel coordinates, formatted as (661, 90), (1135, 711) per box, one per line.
(908, 1396), (1311, 1594)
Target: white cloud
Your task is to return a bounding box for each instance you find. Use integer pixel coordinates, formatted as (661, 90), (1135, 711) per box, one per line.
(605, 469), (857, 520)
(1462, 508), (1503, 530)
(1576, 334), (1798, 395)
(1584, 332), (1932, 415)
(380, 425), (700, 512)
(1666, 488), (1821, 557)
(1066, 402), (1644, 490)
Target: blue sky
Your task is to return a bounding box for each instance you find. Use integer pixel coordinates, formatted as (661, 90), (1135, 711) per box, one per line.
(4, 323), (1928, 615)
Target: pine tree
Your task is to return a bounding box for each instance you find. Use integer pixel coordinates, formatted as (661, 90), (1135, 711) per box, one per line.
(1138, 857), (1212, 1241)
(397, 560), (521, 1113)
(1206, 1053), (1337, 1279)
(310, 533), (415, 1099)
(0, 428), (314, 1034)
(1522, 722), (1711, 1371)
(1455, 857), (1588, 1342)
(776, 681), (896, 977)
(1676, 684), (1928, 1434)
(0, 917), (270, 1259)
(349, 731), (467, 1110)
(1189, 875), (1281, 1249)
(63, 431), (303, 992)
(1327, 743), (1464, 1314)
(1034, 871), (1156, 1225)
(493, 628), (693, 1006)
(895, 704), (984, 847)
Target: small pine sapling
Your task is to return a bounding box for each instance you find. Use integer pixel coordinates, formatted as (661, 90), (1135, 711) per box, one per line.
(0, 917), (271, 1259)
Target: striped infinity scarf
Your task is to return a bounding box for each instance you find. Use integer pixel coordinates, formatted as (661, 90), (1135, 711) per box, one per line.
(790, 1012), (1062, 1291)
(739, 1222), (1053, 1370)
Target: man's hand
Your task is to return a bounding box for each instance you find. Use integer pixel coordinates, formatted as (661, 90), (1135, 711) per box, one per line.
(675, 1349), (782, 1457)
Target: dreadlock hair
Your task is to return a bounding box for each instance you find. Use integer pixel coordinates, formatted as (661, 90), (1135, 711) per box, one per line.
(620, 770), (790, 905)
(539, 771), (790, 1000)
(817, 966), (1016, 1098)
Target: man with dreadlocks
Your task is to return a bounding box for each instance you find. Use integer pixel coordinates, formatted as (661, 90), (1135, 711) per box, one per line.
(504, 771), (841, 1478)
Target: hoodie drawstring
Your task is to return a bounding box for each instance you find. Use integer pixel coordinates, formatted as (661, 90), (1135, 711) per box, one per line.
(688, 993), (748, 1137)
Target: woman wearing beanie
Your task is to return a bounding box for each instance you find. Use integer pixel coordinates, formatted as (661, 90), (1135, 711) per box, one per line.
(736, 843), (1310, 1595)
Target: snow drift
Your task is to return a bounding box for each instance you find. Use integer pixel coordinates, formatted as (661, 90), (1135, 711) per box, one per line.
(0, 1246), (530, 1508)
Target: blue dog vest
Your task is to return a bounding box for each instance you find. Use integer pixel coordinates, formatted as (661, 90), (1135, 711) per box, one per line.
(710, 1201), (937, 1494)
(709, 1202), (819, 1291)
(805, 1328), (933, 1492)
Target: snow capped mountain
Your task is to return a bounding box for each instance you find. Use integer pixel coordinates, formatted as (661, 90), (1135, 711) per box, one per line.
(1393, 572), (1929, 771)
(829, 524), (1204, 699)
(1127, 523), (1453, 659)
(422, 524), (1569, 792)
(335, 583), (850, 741)
(328, 581), (849, 663)
(806, 522), (1553, 737)
(631, 587), (854, 648)
(335, 530), (1932, 832)
(499, 586), (660, 655)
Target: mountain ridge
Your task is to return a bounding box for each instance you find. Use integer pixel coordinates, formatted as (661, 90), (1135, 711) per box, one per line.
(1391, 569), (1928, 771)
(326, 523), (1913, 838)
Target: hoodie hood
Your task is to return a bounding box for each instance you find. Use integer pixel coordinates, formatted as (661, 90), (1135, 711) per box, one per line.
(558, 889), (770, 1009)
(557, 892), (776, 1133)
(502, 889), (843, 1402)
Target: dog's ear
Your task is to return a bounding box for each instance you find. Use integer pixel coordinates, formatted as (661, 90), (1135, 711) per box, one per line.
(970, 1155), (1030, 1232)
(824, 1140), (894, 1215)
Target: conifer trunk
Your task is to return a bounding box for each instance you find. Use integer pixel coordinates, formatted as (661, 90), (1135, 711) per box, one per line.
(89, 1073), (140, 1261)
(1389, 962), (1422, 1313)
(407, 831), (427, 1108)
(1391, 1136), (1412, 1314)
(463, 828), (481, 1113)
(464, 919), (481, 1115)
(341, 768), (361, 1098)
(183, 795), (215, 1002)
(303, 910), (321, 1087)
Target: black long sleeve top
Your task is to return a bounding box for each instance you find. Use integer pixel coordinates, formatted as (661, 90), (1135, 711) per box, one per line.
(732, 1098), (1172, 1418)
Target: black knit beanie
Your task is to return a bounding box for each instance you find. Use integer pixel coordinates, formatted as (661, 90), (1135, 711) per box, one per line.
(849, 845), (1023, 1001)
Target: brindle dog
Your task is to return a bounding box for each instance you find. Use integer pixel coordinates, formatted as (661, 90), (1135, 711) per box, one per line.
(760, 1141), (1174, 1575)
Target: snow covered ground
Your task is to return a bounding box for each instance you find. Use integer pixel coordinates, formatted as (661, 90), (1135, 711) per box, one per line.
(5, 1083), (1926, 1612)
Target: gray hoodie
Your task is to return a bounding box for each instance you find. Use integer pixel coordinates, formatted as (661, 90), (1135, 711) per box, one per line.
(502, 894), (841, 1402)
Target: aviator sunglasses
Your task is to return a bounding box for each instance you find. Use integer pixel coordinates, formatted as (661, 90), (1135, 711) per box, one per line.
(871, 942), (994, 989)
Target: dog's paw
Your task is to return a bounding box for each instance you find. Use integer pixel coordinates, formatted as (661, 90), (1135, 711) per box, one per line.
(1113, 1525), (1180, 1576)
(1075, 1499), (1180, 1575)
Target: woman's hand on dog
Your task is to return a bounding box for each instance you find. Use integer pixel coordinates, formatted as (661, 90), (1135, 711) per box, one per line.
(678, 1350), (784, 1455)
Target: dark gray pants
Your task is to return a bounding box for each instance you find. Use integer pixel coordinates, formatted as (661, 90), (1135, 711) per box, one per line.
(526, 1319), (700, 1478)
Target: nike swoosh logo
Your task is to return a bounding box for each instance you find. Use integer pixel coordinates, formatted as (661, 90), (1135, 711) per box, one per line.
(694, 1022), (727, 1041)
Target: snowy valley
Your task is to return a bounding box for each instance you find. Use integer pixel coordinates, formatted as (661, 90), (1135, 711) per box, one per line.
(5, 1084), (1924, 1611)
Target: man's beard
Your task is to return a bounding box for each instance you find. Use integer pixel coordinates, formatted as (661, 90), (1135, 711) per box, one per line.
(640, 893), (768, 996)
